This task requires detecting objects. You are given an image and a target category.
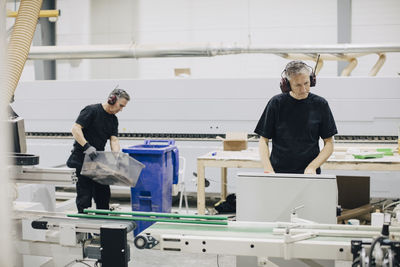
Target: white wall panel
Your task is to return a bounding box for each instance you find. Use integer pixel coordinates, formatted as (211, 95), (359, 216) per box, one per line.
(90, 1), (138, 36)
(250, 0), (336, 28)
(12, 77), (400, 136)
(8, 0), (399, 80)
(135, 0), (338, 78)
(138, 0), (248, 33)
(55, 0), (92, 80)
(351, 0), (400, 76)
(352, 0), (400, 26)
(56, 0), (91, 36)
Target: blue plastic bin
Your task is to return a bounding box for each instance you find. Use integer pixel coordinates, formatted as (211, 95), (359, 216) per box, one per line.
(122, 139), (179, 236)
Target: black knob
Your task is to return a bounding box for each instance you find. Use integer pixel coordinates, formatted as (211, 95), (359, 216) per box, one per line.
(134, 235), (148, 250)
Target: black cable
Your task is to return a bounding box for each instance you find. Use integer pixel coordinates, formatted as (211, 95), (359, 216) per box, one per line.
(368, 236), (385, 267)
(370, 199), (389, 206)
(63, 260), (77, 267)
(352, 256), (361, 267)
(383, 251), (389, 266)
(77, 261), (92, 267)
(63, 259), (92, 267)
(216, 254), (220, 267)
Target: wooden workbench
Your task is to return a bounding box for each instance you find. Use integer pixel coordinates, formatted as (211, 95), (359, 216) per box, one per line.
(196, 145), (400, 215)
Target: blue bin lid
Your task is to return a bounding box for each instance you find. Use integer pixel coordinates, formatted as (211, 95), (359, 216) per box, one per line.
(122, 140), (177, 155)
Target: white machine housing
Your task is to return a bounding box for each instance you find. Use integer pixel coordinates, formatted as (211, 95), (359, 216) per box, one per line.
(11, 77), (400, 196)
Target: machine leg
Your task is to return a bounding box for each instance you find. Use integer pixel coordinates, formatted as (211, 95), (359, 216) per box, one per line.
(221, 167), (227, 201)
(197, 161), (206, 215)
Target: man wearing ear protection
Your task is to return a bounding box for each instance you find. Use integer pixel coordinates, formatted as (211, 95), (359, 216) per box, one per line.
(255, 61), (337, 174)
(67, 88), (130, 213)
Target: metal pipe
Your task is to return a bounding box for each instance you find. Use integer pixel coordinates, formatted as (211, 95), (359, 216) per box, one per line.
(27, 43), (400, 60)
(341, 58), (358, 76)
(369, 53), (386, 76)
(7, 9), (60, 18)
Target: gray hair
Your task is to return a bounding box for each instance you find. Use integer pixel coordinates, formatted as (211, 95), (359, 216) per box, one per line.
(284, 61), (312, 80)
(110, 88), (130, 101)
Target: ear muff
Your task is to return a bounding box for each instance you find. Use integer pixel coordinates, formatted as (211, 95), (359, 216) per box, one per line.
(107, 88), (125, 105)
(310, 72), (316, 87)
(280, 77), (291, 93)
(107, 94), (117, 105)
(279, 66), (317, 93)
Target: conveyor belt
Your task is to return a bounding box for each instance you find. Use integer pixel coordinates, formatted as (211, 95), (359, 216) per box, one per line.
(25, 132), (399, 143)
(146, 222), (352, 243)
(137, 221), (400, 262)
(334, 135), (398, 143)
(32, 215), (136, 233)
(144, 221), (398, 241)
(135, 221), (392, 261)
(25, 132), (234, 140)
(68, 209), (229, 226)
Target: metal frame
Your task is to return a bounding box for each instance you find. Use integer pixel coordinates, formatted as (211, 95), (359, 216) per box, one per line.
(10, 166), (76, 185)
(137, 221), (400, 265)
(14, 211), (136, 267)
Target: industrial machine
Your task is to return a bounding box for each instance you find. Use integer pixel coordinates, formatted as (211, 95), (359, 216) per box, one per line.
(10, 77), (400, 197)
(8, 114), (140, 266)
(14, 208), (228, 267)
(14, 206), (400, 267)
(14, 209), (135, 267)
(7, 77), (400, 266)
(135, 219), (400, 267)
(8, 114), (76, 185)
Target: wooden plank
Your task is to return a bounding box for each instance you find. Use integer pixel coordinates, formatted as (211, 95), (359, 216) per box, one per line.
(337, 204), (374, 222)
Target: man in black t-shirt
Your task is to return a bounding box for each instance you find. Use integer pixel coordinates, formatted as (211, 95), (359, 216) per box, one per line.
(67, 88), (130, 213)
(255, 61), (337, 174)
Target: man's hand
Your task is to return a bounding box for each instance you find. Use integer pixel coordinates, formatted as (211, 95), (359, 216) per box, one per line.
(83, 143), (98, 160)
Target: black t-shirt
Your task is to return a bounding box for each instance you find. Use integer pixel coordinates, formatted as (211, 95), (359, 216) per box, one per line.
(254, 92), (337, 174)
(73, 103), (118, 152)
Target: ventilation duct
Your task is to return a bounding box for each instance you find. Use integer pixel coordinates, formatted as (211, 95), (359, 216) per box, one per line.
(6, 0), (43, 103)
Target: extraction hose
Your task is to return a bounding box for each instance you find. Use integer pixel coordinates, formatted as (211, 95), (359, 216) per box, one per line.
(5, 0), (43, 103)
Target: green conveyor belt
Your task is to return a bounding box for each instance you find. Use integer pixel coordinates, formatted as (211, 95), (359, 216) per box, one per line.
(84, 209), (228, 220)
(67, 213), (228, 225)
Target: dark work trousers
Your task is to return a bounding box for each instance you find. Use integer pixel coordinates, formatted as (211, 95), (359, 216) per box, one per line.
(75, 167), (111, 213)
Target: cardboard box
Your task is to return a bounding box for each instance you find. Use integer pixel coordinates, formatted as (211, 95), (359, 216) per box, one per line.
(220, 132), (248, 151)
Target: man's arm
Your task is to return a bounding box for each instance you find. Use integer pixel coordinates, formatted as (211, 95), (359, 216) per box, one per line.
(304, 137), (334, 174)
(110, 136), (120, 152)
(258, 136), (275, 173)
(71, 123), (87, 147)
